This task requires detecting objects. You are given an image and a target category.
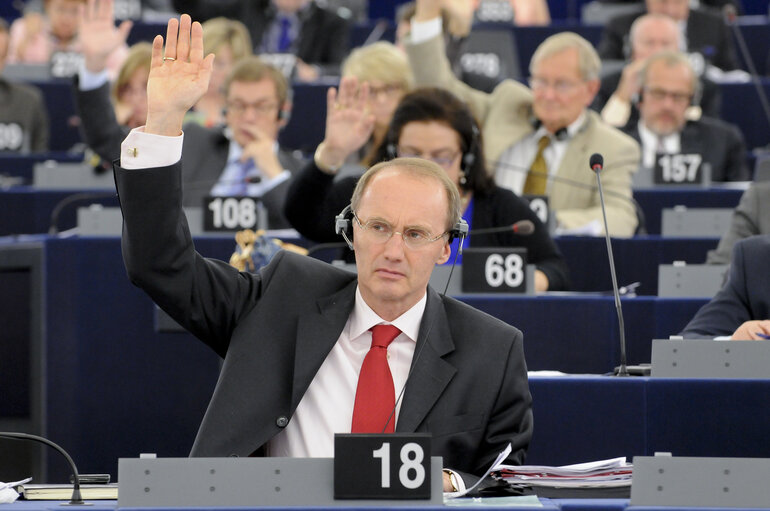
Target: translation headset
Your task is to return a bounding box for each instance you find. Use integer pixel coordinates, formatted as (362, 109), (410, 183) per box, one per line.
(334, 204), (469, 250)
(632, 79), (703, 108)
(530, 116), (569, 141)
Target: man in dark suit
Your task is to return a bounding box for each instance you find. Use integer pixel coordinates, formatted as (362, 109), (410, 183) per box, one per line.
(598, 0), (739, 71)
(622, 51), (748, 183)
(591, 13), (720, 130)
(116, 15), (533, 491)
(681, 234), (770, 340)
(174, 0), (350, 79)
(74, 5), (302, 228)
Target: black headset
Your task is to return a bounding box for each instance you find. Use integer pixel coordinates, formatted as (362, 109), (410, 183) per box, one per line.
(530, 116), (569, 141)
(334, 204), (468, 250)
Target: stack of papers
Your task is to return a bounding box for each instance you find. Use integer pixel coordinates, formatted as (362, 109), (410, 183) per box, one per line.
(495, 457), (632, 488)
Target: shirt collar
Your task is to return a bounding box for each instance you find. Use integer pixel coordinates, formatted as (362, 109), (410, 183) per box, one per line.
(348, 286), (426, 344)
(534, 111), (587, 141)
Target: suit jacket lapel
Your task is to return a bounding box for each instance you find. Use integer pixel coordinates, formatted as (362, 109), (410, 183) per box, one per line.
(292, 280), (357, 408)
(396, 288), (457, 432)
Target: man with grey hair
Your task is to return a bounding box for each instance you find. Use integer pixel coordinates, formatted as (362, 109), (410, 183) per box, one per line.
(406, 0), (640, 236)
(621, 51), (748, 183)
(115, 14), (532, 492)
(591, 13), (721, 130)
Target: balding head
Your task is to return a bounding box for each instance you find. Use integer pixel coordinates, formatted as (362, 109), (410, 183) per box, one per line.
(630, 13), (682, 61)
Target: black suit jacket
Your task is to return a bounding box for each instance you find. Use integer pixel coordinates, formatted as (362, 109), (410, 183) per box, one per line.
(175, 0), (350, 68)
(114, 160), (534, 476)
(681, 234), (770, 338)
(598, 8), (739, 71)
(74, 81), (303, 228)
(284, 161), (571, 290)
(590, 68), (722, 128)
(622, 116), (749, 182)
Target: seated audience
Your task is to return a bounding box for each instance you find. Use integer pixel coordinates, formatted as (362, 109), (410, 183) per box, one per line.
(285, 81), (570, 292)
(707, 181), (770, 264)
(8, 0), (128, 78)
(621, 51), (748, 183)
(405, 0), (641, 236)
(74, 3), (301, 227)
(0, 18), (49, 152)
(680, 234), (770, 340)
(597, 0), (739, 72)
(340, 42), (413, 166)
(591, 13), (721, 130)
(173, 0), (350, 81)
(186, 17), (252, 128)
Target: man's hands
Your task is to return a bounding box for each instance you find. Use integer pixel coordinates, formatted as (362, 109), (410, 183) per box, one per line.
(79, 0), (132, 73)
(731, 320), (770, 341)
(145, 14), (214, 136)
(614, 59), (645, 102)
(239, 124), (284, 179)
(315, 76), (375, 171)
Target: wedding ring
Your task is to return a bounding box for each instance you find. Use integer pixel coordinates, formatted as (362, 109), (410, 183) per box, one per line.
(163, 57), (176, 61)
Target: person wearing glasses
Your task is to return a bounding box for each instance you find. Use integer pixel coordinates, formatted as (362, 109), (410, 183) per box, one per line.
(75, 0), (302, 228)
(116, 15), (533, 491)
(621, 51), (748, 183)
(285, 81), (570, 291)
(404, 0), (641, 237)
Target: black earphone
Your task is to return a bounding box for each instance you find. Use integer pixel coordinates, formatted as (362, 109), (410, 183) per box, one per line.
(334, 204), (468, 250)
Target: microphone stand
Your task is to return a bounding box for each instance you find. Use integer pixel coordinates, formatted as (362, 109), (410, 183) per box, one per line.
(0, 431), (90, 505)
(593, 160), (629, 377)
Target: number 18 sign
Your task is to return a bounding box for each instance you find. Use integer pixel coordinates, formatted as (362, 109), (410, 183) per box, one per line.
(334, 434), (431, 499)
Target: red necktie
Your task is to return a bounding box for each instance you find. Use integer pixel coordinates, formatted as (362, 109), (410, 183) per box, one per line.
(351, 324), (401, 433)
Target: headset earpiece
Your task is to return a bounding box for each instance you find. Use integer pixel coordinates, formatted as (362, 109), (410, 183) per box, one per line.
(335, 204), (354, 250)
(386, 143), (397, 160)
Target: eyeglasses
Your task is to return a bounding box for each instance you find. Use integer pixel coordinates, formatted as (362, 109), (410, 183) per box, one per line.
(353, 213), (447, 249)
(529, 77), (583, 95)
(226, 100), (279, 116)
(396, 147), (460, 169)
(643, 87), (692, 105)
(368, 84), (403, 99)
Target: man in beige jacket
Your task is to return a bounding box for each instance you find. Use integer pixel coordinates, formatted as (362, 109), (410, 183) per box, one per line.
(405, 0), (641, 236)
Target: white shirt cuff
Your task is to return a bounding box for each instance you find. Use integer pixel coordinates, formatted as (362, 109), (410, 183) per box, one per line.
(120, 127), (184, 169)
(78, 65), (110, 91)
(410, 16), (442, 44)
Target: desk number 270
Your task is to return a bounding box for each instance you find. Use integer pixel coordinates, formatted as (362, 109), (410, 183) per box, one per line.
(372, 442), (426, 489)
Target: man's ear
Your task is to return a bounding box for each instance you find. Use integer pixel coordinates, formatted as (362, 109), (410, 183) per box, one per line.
(436, 241), (451, 265)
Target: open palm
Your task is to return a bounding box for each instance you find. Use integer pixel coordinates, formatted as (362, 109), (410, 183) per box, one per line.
(145, 15), (214, 135)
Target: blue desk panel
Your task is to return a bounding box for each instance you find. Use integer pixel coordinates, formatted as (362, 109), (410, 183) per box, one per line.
(633, 187), (743, 236)
(554, 235), (719, 295)
(0, 188), (117, 236)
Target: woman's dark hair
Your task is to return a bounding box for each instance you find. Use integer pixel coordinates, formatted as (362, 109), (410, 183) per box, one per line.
(372, 87), (495, 195)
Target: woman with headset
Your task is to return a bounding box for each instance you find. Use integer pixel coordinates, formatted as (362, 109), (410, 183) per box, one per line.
(284, 78), (569, 292)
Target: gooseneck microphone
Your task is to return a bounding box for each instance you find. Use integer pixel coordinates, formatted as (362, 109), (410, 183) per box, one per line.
(468, 219), (535, 237)
(0, 431), (88, 505)
(590, 153), (629, 377)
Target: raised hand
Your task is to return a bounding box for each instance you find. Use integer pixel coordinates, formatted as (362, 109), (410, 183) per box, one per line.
(79, 0), (132, 72)
(316, 76), (375, 169)
(145, 14), (215, 136)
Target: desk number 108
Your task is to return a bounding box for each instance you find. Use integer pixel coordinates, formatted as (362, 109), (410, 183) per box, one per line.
(372, 442), (425, 489)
